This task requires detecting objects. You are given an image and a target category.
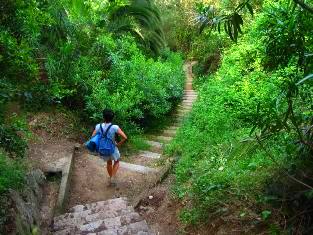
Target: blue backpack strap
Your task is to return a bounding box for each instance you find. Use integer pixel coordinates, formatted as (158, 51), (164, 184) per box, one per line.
(99, 123), (104, 135)
(104, 124), (113, 138)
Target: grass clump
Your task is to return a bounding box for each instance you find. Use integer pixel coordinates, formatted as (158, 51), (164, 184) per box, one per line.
(0, 152), (25, 194)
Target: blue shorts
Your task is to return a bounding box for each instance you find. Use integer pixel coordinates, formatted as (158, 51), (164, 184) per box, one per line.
(99, 147), (120, 161)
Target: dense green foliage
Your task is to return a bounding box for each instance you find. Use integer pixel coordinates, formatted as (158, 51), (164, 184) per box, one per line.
(169, 0), (313, 232)
(0, 1), (184, 229)
(0, 152), (25, 194)
(85, 38), (184, 130)
(0, 0), (184, 147)
(1, 0), (313, 233)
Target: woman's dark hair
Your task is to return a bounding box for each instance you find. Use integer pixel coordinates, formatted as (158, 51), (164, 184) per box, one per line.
(102, 109), (115, 122)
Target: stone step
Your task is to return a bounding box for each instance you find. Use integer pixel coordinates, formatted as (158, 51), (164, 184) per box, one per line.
(185, 87), (194, 91)
(58, 198), (128, 215)
(177, 105), (192, 110)
(183, 93), (197, 97)
(179, 103), (193, 108)
(184, 91), (196, 95)
(54, 206), (134, 231)
(181, 100), (194, 105)
(174, 118), (184, 124)
(124, 155), (159, 168)
(138, 151), (161, 159)
(176, 108), (190, 114)
(153, 135), (172, 143)
(54, 214), (152, 235)
(176, 112), (187, 118)
(118, 162), (158, 174)
(90, 158), (159, 174)
(146, 140), (163, 152)
(54, 198), (130, 229)
(183, 97), (197, 102)
(53, 198), (154, 234)
(184, 93), (196, 97)
(167, 125), (179, 130)
(182, 99), (196, 104)
(182, 100), (194, 104)
(88, 155), (158, 174)
(162, 129), (177, 137)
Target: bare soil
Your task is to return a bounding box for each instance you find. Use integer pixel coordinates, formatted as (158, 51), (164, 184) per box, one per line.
(136, 175), (182, 235)
(67, 149), (160, 209)
(27, 111), (84, 233)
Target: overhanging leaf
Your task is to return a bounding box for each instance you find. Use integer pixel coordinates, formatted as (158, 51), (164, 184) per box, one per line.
(296, 74), (313, 85)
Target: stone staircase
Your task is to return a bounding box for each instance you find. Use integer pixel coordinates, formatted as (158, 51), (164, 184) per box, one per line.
(51, 62), (197, 234)
(52, 198), (153, 235)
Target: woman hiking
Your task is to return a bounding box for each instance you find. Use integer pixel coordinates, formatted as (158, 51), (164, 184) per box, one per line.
(91, 108), (127, 186)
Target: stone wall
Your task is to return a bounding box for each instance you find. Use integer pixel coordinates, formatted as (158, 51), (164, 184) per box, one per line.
(9, 169), (45, 235)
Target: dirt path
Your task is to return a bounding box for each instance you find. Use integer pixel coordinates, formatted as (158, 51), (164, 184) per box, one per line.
(53, 61), (198, 234)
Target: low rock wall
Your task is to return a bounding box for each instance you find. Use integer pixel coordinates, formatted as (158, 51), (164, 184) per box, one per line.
(9, 169), (45, 234)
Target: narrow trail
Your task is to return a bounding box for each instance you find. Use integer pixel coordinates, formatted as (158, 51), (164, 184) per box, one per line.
(52, 62), (197, 234)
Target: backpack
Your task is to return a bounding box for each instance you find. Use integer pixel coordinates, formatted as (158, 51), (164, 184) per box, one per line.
(98, 124), (115, 157)
(85, 132), (101, 152)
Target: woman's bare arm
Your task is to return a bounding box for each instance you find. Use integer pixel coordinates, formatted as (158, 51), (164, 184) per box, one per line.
(116, 128), (127, 147)
(92, 129), (97, 137)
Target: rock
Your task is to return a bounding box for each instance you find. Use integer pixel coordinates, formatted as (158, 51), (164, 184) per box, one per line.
(25, 169), (45, 200)
(9, 169), (46, 235)
(148, 196), (153, 200)
(52, 198), (155, 234)
(10, 190), (34, 234)
(74, 143), (81, 151)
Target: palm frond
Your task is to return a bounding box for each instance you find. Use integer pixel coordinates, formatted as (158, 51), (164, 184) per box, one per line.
(108, 0), (165, 55)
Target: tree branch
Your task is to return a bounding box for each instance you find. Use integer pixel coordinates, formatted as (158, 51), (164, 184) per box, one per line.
(255, 134), (313, 190)
(293, 0), (313, 14)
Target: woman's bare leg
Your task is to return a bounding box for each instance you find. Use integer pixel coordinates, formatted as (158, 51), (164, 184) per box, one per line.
(107, 160), (113, 178)
(112, 160), (120, 176)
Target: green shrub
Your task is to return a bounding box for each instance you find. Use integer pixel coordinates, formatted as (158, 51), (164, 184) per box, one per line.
(0, 152), (25, 233)
(86, 36), (185, 132)
(0, 152), (25, 194)
(168, 0), (313, 228)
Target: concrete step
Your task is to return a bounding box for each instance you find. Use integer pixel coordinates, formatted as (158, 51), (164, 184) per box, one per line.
(118, 162), (158, 174)
(153, 135), (172, 143)
(183, 97), (197, 102)
(146, 140), (163, 152)
(88, 155), (159, 174)
(162, 129), (177, 137)
(181, 100), (194, 104)
(184, 91), (196, 95)
(183, 93), (197, 97)
(179, 103), (193, 108)
(125, 152), (160, 168)
(138, 151), (161, 159)
(176, 108), (190, 114)
(176, 112), (187, 118)
(167, 125), (179, 130)
(184, 93), (196, 97)
(182, 99), (196, 103)
(182, 99), (194, 103)
(185, 82), (193, 90)
(176, 105), (192, 110)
